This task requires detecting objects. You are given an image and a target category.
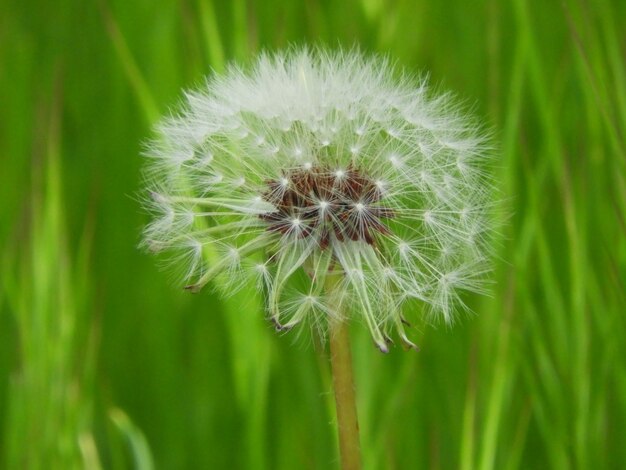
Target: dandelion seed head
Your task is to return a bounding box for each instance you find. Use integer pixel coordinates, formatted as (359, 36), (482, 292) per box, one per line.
(142, 47), (495, 350)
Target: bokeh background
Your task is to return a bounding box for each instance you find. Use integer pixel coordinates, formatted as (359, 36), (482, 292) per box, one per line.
(1, 0), (625, 468)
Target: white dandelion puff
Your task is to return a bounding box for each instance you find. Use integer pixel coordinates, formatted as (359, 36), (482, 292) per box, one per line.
(142, 47), (495, 352)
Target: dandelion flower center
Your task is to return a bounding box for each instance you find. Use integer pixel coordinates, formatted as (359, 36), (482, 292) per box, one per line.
(260, 165), (393, 249)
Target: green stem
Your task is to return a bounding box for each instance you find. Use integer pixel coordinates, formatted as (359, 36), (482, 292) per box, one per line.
(329, 317), (362, 470)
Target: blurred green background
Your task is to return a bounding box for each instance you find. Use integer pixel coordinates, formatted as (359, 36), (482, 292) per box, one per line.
(1, 0), (625, 468)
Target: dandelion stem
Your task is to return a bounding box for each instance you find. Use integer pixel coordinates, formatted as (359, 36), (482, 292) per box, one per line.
(329, 315), (362, 470)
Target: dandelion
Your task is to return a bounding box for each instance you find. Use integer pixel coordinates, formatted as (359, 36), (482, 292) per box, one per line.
(143, 47), (493, 345)
(142, 47), (494, 469)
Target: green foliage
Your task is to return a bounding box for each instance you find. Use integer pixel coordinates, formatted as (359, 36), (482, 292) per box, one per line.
(1, 0), (624, 468)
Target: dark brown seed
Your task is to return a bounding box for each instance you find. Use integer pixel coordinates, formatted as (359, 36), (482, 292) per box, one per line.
(260, 164), (393, 247)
